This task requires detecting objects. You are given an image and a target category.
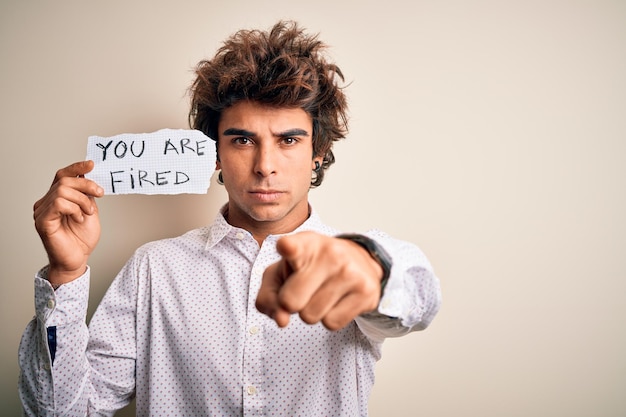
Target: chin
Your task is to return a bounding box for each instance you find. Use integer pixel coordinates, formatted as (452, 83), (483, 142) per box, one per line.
(248, 206), (286, 222)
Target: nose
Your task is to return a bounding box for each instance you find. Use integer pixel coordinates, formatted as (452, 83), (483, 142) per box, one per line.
(254, 144), (276, 177)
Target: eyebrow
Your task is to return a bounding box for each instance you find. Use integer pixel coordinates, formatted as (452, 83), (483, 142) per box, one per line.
(276, 128), (310, 138)
(222, 128), (255, 137)
(221, 128), (310, 138)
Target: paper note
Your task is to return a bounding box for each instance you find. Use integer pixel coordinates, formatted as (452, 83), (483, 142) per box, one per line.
(85, 129), (216, 195)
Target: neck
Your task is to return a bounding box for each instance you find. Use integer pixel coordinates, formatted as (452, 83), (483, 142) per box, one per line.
(223, 204), (311, 245)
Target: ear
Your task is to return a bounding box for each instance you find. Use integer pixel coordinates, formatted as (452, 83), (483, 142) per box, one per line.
(216, 160), (221, 170)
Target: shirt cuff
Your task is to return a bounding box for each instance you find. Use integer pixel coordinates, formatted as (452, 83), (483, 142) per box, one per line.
(35, 266), (90, 327)
(364, 230), (441, 331)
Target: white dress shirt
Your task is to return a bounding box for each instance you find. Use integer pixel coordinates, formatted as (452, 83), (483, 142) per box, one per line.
(19, 209), (441, 416)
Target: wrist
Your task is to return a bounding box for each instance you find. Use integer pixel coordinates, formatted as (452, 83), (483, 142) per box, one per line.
(335, 234), (392, 293)
(47, 264), (88, 288)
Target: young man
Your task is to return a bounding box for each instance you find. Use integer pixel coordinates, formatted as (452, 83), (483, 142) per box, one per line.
(19, 21), (441, 416)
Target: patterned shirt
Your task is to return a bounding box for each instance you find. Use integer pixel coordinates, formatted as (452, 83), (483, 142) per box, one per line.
(19, 209), (441, 416)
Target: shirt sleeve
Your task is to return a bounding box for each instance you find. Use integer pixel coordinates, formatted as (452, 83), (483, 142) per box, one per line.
(18, 267), (92, 417)
(18, 263), (138, 417)
(354, 230), (442, 342)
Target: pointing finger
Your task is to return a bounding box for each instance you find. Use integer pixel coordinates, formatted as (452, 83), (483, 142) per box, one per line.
(256, 260), (293, 327)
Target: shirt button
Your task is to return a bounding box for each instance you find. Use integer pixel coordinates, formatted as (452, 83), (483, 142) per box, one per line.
(235, 232), (245, 240)
(46, 299), (55, 309)
(43, 363), (51, 371)
(253, 266), (263, 276)
(246, 385), (257, 395)
(249, 326), (260, 335)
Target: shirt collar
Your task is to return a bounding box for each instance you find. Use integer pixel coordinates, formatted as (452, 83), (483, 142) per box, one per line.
(204, 204), (324, 250)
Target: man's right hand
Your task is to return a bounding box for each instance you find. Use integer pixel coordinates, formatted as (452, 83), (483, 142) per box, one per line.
(33, 160), (104, 287)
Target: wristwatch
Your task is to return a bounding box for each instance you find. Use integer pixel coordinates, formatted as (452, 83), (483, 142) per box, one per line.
(336, 233), (392, 293)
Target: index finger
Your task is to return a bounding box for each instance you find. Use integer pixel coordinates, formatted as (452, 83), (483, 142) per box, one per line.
(52, 160), (95, 185)
(272, 234), (330, 313)
(34, 161), (103, 212)
(256, 260), (292, 327)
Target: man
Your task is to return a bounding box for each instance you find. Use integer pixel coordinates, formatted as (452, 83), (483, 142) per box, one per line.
(19, 21), (441, 416)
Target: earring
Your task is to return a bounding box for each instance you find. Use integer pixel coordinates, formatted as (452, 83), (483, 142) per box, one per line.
(217, 171), (224, 185)
(311, 161), (321, 187)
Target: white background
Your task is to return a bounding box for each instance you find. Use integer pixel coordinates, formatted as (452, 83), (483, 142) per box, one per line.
(1, 1), (624, 416)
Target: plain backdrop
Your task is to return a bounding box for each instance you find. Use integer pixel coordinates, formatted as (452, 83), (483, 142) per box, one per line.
(1, 1), (624, 416)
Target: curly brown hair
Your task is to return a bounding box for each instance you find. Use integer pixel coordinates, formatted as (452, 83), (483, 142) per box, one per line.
(188, 21), (348, 187)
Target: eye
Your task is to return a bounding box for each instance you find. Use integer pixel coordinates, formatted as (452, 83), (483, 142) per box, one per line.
(281, 137), (298, 145)
(233, 137), (252, 145)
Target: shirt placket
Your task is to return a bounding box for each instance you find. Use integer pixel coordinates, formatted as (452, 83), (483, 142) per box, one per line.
(242, 241), (275, 416)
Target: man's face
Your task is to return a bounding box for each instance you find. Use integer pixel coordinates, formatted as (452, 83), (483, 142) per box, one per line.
(217, 100), (321, 238)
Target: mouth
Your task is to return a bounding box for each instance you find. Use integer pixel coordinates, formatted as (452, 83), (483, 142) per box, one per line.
(248, 189), (285, 203)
